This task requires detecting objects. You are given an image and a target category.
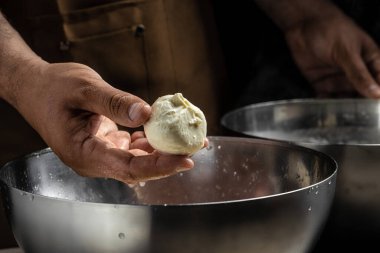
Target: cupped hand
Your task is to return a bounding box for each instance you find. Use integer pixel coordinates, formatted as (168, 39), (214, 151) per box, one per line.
(15, 61), (195, 184)
(284, 7), (380, 98)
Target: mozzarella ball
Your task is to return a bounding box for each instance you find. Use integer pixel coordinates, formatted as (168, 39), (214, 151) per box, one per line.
(144, 93), (207, 155)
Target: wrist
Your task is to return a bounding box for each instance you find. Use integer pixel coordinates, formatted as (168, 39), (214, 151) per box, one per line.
(0, 57), (48, 109)
(0, 12), (49, 109)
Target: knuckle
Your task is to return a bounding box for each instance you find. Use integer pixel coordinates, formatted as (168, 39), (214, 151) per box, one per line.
(107, 94), (131, 118)
(78, 85), (98, 99)
(74, 80), (102, 107)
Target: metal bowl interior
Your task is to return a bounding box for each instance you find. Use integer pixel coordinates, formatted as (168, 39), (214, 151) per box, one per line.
(0, 136), (336, 253)
(221, 99), (380, 249)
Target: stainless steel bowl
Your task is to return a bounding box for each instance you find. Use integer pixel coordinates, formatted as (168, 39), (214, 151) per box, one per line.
(0, 136), (336, 253)
(221, 99), (380, 249)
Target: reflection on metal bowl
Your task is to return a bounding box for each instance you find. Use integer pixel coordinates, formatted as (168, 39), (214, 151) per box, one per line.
(222, 99), (380, 249)
(0, 137), (336, 253)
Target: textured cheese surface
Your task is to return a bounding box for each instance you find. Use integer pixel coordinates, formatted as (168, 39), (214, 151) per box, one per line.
(144, 93), (207, 155)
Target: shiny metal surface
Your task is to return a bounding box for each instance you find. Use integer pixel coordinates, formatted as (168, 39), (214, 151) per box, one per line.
(0, 248), (22, 253)
(0, 137), (336, 253)
(221, 99), (380, 246)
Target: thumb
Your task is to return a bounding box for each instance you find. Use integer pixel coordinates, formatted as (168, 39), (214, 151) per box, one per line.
(79, 83), (151, 128)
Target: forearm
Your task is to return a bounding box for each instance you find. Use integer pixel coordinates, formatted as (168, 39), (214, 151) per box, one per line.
(0, 12), (46, 108)
(255, 0), (342, 31)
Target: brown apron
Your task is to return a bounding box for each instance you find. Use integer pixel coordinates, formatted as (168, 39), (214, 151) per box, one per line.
(2, 0), (227, 134)
(59, 0), (228, 135)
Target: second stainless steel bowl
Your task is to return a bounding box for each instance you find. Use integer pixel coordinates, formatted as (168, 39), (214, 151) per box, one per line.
(222, 99), (380, 249)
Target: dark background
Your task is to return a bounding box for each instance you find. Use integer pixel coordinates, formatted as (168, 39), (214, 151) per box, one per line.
(1, 0), (380, 251)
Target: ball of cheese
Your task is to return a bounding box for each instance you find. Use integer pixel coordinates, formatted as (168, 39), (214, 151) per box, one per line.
(144, 93), (207, 155)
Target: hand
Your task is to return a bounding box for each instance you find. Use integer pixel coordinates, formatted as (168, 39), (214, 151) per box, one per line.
(14, 61), (195, 184)
(284, 6), (380, 98)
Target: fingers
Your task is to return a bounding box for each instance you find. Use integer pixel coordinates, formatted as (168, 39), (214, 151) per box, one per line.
(67, 133), (193, 184)
(131, 131), (146, 142)
(364, 42), (380, 94)
(204, 138), (209, 148)
(339, 53), (380, 98)
(130, 131), (154, 152)
(84, 115), (131, 150)
(311, 74), (357, 98)
(78, 83), (151, 128)
(89, 116), (118, 136)
(131, 138), (155, 153)
(122, 154), (194, 182)
(337, 36), (380, 98)
(369, 58), (380, 83)
(105, 131), (130, 150)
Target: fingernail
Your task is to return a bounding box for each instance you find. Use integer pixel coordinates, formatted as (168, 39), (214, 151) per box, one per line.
(184, 158), (194, 168)
(368, 84), (380, 96)
(128, 103), (144, 121)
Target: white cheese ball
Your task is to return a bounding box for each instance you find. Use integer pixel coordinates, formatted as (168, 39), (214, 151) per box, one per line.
(144, 93), (207, 155)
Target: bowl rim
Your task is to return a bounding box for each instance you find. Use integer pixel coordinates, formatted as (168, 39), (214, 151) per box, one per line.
(221, 98), (380, 147)
(0, 136), (337, 207)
